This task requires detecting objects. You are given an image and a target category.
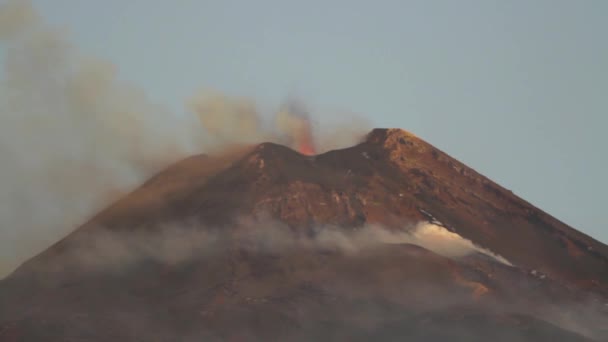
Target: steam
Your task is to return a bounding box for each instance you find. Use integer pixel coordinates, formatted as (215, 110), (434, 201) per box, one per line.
(312, 222), (512, 265)
(0, 1), (370, 278)
(29, 221), (510, 275)
(7, 218), (604, 341)
(402, 222), (513, 265)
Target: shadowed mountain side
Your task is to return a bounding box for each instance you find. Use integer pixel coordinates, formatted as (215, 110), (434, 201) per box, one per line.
(0, 235), (600, 341)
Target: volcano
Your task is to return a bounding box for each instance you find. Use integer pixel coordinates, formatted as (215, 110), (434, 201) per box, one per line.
(0, 128), (607, 341)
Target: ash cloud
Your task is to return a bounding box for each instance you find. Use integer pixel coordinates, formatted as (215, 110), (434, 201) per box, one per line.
(187, 90), (369, 154)
(0, 0), (202, 278)
(0, 0), (369, 278)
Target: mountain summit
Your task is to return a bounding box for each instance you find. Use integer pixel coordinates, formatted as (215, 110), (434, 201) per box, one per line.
(1, 128), (606, 341)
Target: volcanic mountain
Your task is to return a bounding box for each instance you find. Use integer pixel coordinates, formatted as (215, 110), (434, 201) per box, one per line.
(0, 128), (607, 341)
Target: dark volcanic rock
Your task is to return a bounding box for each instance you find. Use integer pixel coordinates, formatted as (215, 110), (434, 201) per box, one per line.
(0, 128), (606, 341)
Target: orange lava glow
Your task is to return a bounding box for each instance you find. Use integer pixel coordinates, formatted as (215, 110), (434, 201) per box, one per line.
(299, 142), (316, 156)
(297, 120), (316, 156)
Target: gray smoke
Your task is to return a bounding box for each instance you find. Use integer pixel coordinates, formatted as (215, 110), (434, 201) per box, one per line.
(0, 1), (370, 278)
(0, 0), (204, 277)
(11, 218), (603, 340)
(31, 220), (509, 275)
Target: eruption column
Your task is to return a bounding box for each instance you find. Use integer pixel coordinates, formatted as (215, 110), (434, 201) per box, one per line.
(278, 99), (317, 156)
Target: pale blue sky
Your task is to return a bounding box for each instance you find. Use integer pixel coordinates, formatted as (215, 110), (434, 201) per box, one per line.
(25, 1), (608, 242)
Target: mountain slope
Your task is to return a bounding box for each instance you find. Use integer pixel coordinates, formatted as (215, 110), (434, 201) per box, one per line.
(1, 128), (606, 341)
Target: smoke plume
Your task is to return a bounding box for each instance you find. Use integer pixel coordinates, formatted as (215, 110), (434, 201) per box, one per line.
(0, 0), (370, 278)
(0, 0), (212, 278)
(188, 91), (365, 155)
(27, 220), (510, 275)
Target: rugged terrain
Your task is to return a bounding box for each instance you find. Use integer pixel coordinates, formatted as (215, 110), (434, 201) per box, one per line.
(1, 128), (607, 341)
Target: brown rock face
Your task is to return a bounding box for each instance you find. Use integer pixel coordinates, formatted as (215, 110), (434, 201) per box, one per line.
(1, 128), (607, 341)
